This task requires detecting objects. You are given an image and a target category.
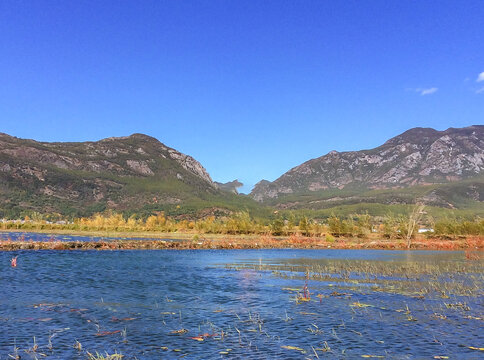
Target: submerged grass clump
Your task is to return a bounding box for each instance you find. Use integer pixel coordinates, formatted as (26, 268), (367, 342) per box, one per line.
(86, 351), (124, 360)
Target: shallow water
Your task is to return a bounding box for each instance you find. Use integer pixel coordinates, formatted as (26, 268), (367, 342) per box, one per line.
(0, 249), (482, 359)
(0, 231), (176, 242)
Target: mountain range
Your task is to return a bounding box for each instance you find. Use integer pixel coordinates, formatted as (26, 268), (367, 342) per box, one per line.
(0, 126), (482, 219)
(250, 126), (483, 212)
(0, 132), (242, 218)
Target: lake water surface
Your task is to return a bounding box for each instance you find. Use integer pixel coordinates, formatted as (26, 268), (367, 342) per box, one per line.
(0, 231), (174, 242)
(1, 249), (482, 359)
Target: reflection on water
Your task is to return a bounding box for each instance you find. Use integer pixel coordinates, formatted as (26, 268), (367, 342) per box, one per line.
(0, 249), (482, 359)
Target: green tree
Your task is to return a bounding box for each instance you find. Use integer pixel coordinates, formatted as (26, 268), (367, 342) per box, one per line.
(271, 218), (284, 236)
(299, 216), (310, 236)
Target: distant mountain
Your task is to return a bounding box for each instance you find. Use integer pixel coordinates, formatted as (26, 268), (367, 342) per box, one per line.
(250, 126), (484, 207)
(1, 126), (483, 219)
(0, 133), (224, 217)
(215, 179), (243, 194)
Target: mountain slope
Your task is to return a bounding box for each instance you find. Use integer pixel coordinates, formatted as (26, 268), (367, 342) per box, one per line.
(250, 126), (484, 209)
(0, 133), (226, 217)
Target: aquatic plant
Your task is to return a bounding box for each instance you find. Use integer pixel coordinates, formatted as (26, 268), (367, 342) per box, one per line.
(73, 340), (82, 351)
(7, 341), (19, 360)
(86, 351), (124, 360)
(303, 270), (311, 300)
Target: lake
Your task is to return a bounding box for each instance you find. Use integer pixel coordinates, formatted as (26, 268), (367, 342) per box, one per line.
(0, 231), (174, 242)
(1, 249), (482, 359)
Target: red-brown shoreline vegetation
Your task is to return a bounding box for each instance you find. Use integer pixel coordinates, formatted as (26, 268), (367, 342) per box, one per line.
(1, 234), (482, 252)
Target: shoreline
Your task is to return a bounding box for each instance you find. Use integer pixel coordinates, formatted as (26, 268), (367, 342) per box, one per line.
(0, 228), (274, 241)
(0, 230), (482, 251)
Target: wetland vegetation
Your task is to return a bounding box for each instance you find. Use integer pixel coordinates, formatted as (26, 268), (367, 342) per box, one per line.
(1, 208), (483, 360)
(2, 211), (484, 246)
(1, 249), (483, 359)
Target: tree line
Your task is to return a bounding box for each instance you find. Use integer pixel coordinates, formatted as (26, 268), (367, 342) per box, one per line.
(2, 210), (483, 238)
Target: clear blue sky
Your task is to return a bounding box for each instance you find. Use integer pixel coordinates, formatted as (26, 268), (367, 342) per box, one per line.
(1, 1), (483, 193)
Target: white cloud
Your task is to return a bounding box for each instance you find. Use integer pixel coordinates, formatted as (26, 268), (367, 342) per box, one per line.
(416, 87), (438, 96)
(476, 86), (484, 94)
(477, 72), (484, 82)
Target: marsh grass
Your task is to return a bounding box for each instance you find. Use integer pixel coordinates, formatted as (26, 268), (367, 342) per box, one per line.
(86, 351), (124, 360)
(223, 257), (484, 299)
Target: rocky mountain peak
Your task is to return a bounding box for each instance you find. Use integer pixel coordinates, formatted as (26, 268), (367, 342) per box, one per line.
(250, 125), (484, 202)
(0, 132), (217, 216)
(383, 127), (440, 147)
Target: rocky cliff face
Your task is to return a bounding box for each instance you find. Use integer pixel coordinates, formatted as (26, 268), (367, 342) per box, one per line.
(0, 133), (217, 216)
(251, 126), (484, 202)
(0, 133), (215, 184)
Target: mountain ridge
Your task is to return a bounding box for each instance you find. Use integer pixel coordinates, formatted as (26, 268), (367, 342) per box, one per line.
(250, 125), (484, 202)
(0, 132), (223, 217)
(0, 126), (482, 219)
